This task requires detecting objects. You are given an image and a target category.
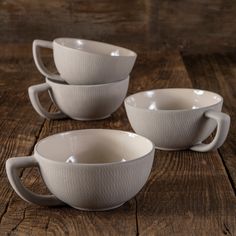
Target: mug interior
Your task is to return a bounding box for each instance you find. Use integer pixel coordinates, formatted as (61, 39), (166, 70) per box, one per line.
(125, 89), (222, 111)
(54, 38), (136, 57)
(35, 129), (153, 164)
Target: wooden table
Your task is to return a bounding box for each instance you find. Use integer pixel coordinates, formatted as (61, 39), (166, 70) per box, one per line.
(0, 1), (236, 235)
(0, 46), (235, 235)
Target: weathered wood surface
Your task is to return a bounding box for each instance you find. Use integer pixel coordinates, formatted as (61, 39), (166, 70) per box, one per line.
(0, 45), (137, 235)
(136, 53), (236, 236)
(0, 0), (236, 234)
(183, 53), (236, 192)
(0, 0), (236, 54)
(0, 46), (235, 235)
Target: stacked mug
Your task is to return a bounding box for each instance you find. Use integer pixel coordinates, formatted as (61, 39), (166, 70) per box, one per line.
(29, 38), (137, 120)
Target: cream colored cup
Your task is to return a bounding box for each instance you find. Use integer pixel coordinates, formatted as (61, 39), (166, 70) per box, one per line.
(6, 129), (154, 211)
(33, 38), (137, 85)
(28, 76), (129, 120)
(125, 88), (230, 152)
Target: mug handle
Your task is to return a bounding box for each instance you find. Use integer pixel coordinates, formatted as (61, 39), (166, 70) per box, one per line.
(32, 40), (62, 81)
(28, 82), (67, 120)
(190, 110), (230, 152)
(6, 156), (64, 206)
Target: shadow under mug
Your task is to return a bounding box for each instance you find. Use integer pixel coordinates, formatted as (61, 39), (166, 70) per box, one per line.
(125, 88), (230, 152)
(28, 77), (129, 121)
(32, 38), (137, 85)
(6, 129), (154, 211)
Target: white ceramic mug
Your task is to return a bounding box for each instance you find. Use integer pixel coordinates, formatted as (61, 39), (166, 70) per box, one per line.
(33, 38), (137, 85)
(125, 88), (230, 152)
(28, 77), (129, 120)
(6, 129), (154, 211)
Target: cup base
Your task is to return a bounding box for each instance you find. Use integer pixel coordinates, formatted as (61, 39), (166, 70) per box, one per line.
(69, 114), (111, 121)
(155, 146), (186, 151)
(69, 202), (125, 211)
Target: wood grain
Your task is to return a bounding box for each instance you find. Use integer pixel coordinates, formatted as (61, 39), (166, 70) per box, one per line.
(135, 52), (236, 235)
(0, 47), (52, 234)
(0, 1), (235, 234)
(0, 45), (137, 235)
(183, 53), (236, 192)
(0, 0), (236, 53)
(137, 151), (236, 236)
(150, 0), (236, 54)
(0, 48), (235, 235)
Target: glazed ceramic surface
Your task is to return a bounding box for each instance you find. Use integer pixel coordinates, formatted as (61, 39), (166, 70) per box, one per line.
(125, 88), (230, 152)
(6, 129), (155, 211)
(28, 77), (129, 120)
(33, 38), (137, 85)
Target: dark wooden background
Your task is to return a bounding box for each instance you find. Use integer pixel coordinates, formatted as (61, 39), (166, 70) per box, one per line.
(0, 0), (235, 235)
(0, 0), (236, 54)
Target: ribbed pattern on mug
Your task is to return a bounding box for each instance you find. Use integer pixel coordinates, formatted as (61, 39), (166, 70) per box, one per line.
(125, 103), (222, 150)
(38, 150), (154, 210)
(54, 44), (136, 85)
(48, 77), (129, 120)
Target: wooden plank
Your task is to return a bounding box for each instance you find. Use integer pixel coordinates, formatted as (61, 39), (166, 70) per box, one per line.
(1, 0), (236, 53)
(1, 50), (235, 235)
(182, 53), (236, 191)
(0, 0), (149, 52)
(138, 151), (236, 235)
(0, 45), (53, 234)
(135, 52), (236, 235)
(150, 0), (236, 54)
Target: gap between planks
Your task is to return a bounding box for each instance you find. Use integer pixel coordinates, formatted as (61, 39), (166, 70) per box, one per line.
(218, 149), (236, 196)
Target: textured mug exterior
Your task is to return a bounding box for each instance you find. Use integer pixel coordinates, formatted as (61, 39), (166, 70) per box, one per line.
(125, 89), (230, 151)
(6, 129), (155, 211)
(125, 103), (221, 150)
(47, 77), (129, 120)
(36, 149), (154, 210)
(54, 41), (136, 85)
(33, 38), (137, 85)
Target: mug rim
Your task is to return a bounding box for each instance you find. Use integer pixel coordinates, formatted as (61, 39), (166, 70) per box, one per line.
(53, 38), (137, 58)
(125, 88), (223, 112)
(46, 76), (130, 87)
(34, 129), (155, 166)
